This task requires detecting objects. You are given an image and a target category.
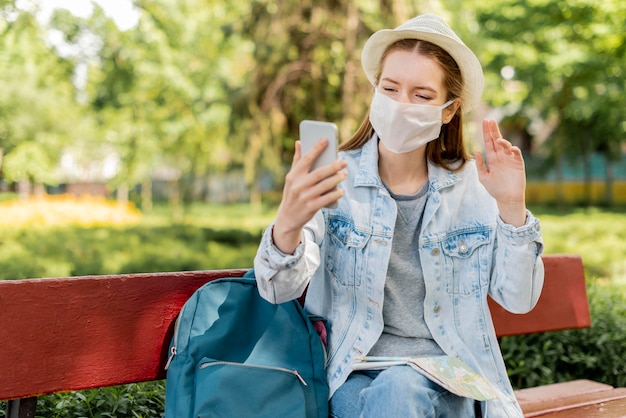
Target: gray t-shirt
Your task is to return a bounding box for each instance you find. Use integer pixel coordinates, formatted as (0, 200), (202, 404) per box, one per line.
(368, 181), (445, 357)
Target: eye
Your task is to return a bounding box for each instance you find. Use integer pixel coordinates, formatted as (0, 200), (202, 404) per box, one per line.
(415, 94), (432, 100)
(381, 86), (397, 93)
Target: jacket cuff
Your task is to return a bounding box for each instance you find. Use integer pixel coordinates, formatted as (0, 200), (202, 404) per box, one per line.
(497, 210), (543, 246)
(258, 223), (305, 270)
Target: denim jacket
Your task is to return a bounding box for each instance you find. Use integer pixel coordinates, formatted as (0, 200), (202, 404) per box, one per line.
(254, 135), (544, 417)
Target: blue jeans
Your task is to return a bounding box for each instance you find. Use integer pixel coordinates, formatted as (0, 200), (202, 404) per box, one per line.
(329, 366), (477, 418)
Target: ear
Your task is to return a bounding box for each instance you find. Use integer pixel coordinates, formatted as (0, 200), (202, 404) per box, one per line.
(442, 98), (461, 124)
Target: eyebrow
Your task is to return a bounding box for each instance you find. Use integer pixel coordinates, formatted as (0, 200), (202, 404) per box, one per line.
(379, 77), (438, 93)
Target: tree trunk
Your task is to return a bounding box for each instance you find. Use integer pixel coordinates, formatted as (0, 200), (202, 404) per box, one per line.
(583, 149), (592, 207)
(141, 179), (153, 213)
(340, 2), (360, 142)
(170, 179), (183, 223)
(250, 178), (262, 213)
(604, 157), (614, 206)
(33, 183), (46, 197)
(581, 132), (597, 207)
(117, 183), (129, 206)
(17, 180), (31, 200)
(555, 151), (564, 209)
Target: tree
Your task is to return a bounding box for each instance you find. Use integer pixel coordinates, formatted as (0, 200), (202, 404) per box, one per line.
(229, 0), (427, 206)
(0, 4), (84, 196)
(79, 0), (248, 214)
(474, 0), (626, 205)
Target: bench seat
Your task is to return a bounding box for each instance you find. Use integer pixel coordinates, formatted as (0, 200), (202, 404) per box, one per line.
(516, 379), (626, 417)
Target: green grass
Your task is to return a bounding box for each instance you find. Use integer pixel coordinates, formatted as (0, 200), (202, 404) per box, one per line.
(0, 224), (262, 280)
(0, 201), (276, 280)
(529, 205), (626, 283)
(145, 201), (277, 232)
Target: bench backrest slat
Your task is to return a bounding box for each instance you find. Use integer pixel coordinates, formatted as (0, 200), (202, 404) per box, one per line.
(488, 254), (590, 337)
(0, 255), (588, 401)
(0, 269), (248, 400)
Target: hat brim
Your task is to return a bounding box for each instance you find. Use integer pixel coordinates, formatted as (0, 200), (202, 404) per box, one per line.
(361, 29), (484, 113)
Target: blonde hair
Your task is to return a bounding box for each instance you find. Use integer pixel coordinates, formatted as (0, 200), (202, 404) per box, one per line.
(341, 39), (470, 171)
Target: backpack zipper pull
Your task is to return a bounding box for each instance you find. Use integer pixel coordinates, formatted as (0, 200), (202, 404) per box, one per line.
(294, 370), (308, 386)
(164, 346), (177, 371)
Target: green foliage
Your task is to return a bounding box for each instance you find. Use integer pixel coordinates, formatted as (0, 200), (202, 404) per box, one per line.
(0, 381), (165, 418)
(0, 192), (17, 202)
(2, 1), (624, 208)
(0, 224), (260, 280)
(0, 8), (88, 185)
(475, 0), (626, 201)
(531, 206), (626, 282)
(501, 283), (626, 389)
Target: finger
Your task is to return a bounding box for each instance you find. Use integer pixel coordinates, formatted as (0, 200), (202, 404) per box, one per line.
(509, 145), (522, 157)
(300, 172), (346, 209)
(482, 120), (496, 153)
(308, 179), (346, 210)
(320, 187), (345, 208)
(474, 150), (488, 178)
(308, 159), (347, 185)
(291, 141), (303, 168)
(319, 169), (348, 191)
(292, 138), (330, 176)
(474, 150), (485, 169)
(504, 144), (525, 165)
(488, 120), (503, 141)
(300, 138), (329, 168)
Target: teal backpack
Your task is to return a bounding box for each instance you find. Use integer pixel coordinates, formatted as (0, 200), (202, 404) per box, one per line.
(164, 270), (329, 418)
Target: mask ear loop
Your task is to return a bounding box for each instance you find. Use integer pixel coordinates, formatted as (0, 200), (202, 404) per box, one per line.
(441, 98), (460, 125)
(441, 99), (455, 109)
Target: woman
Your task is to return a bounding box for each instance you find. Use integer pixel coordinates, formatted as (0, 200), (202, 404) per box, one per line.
(254, 13), (544, 417)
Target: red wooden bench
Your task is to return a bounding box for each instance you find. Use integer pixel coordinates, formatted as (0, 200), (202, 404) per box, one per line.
(1, 254), (625, 417)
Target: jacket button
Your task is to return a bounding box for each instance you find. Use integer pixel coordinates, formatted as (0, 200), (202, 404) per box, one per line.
(434, 305), (441, 314)
(459, 244), (468, 254)
(431, 248), (440, 256)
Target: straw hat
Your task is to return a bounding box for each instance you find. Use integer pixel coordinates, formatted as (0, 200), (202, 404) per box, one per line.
(361, 14), (484, 112)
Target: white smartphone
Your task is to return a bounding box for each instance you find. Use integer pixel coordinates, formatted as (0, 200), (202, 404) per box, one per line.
(299, 120), (338, 172)
(299, 120), (339, 208)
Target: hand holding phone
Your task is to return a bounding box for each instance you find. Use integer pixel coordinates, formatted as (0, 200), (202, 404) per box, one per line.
(299, 120), (340, 208)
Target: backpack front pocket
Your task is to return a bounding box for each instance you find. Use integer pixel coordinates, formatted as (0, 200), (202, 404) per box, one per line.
(194, 359), (309, 418)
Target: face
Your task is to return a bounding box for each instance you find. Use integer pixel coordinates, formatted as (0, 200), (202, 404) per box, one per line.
(378, 49), (459, 122)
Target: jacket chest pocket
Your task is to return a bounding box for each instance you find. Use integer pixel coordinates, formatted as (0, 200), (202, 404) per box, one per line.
(325, 217), (370, 286)
(442, 231), (492, 295)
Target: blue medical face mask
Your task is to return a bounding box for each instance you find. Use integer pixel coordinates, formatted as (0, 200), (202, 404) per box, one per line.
(369, 88), (454, 153)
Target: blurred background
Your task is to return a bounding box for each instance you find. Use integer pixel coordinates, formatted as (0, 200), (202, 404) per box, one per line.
(1, 0), (624, 209)
(0, 1), (624, 414)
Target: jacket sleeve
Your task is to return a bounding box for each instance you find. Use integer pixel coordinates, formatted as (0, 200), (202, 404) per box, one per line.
(488, 210), (545, 314)
(253, 211), (325, 304)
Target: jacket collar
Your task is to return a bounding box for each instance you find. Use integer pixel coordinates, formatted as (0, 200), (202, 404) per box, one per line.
(353, 134), (382, 187)
(351, 134), (460, 191)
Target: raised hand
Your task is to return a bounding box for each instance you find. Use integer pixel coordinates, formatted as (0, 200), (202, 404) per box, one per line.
(475, 120), (527, 227)
(272, 139), (347, 254)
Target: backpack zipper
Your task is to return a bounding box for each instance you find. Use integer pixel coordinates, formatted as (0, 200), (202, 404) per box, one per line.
(199, 361), (308, 386)
(164, 315), (182, 371)
(164, 346), (177, 371)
